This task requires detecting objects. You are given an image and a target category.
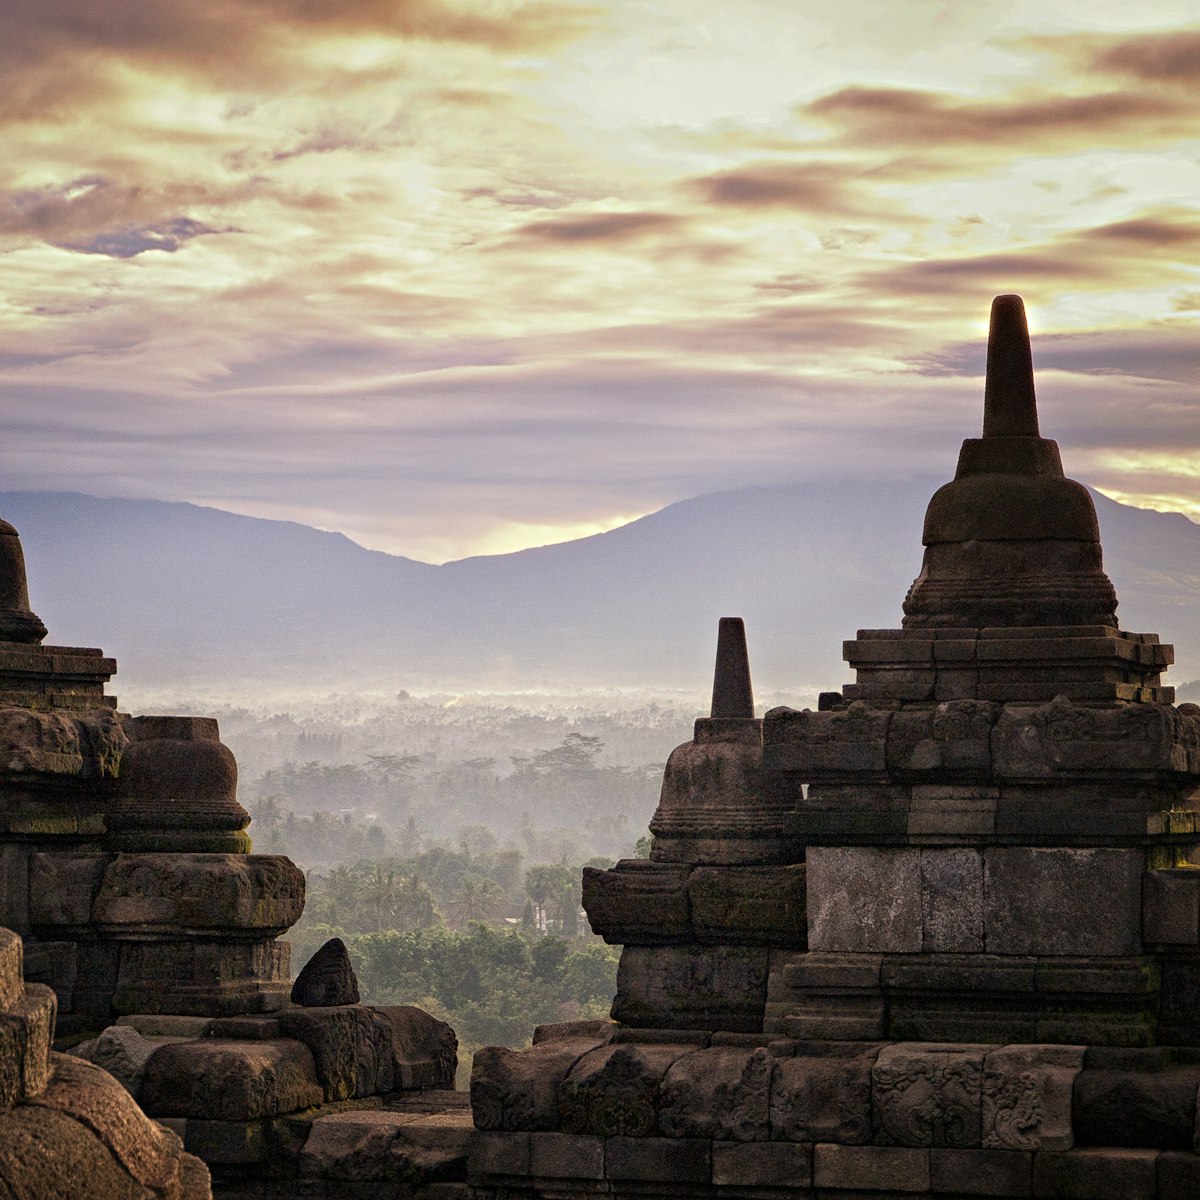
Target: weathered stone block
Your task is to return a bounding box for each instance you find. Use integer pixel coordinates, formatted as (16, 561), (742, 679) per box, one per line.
(764, 702), (891, 774)
(528, 1131), (604, 1179)
(582, 860), (691, 944)
(68, 1022), (163, 1095)
(769, 1042), (879, 1144)
(873, 1042), (988, 1148)
(559, 1042), (688, 1137)
(688, 865), (806, 947)
(0, 844), (30, 935)
(114, 938), (289, 1016)
(117, 1014), (214, 1037)
(1144, 870), (1200, 946)
(807, 848), (921, 953)
(467, 1130), (530, 1177)
(208, 1016), (280, 1040)
(0, 926), (21, 1010)
(612, 944), (769, 1032)
(28, 853), (109, 928)
(298, 1108), (472, 1184)
(929, 1146), (1032, 1196)
(139, 1038), (323, 1120)
(981, 1044), (1083, 1152)
(1159, 1151), (1200, 1200)
(532, 1019), (614, 1046)
(471, 1036), (606, 1131)
(1073, 1050), (1200, 1151)
(184, 1117), (269, 1164)
(1031, 1147), (1158, 1199)
(372, 1005), (458, 1090)
(93, 853), (304, 936)
(658, 1046), (771, 1140)
(712, 1139), (813, 1186)
(813, 1143), (930, 1191)
(71, 939), (121, 1017)
(856, 667), (937, 701)
(277, 1005), (395, 1102)
(993, 698), (1183, 780)
(921, 848), (983, 952)
(0, 981), (55, 1107)
(604, 1135), (711, 1183)
(0, 708), (88, 776)
(983, 848), (1142, 956)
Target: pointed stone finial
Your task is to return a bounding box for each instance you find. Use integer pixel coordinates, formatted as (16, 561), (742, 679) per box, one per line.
(982, 294), (1039, 438)
(0, 519), (47, 644)
(710, 617), (754, 719)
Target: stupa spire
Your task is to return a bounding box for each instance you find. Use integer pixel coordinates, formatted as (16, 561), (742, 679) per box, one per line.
(982, 293), (1039, 438)
(710, 617), (754, 719)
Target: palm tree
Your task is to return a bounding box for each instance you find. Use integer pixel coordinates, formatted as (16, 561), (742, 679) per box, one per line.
(449, 874), (505, 928)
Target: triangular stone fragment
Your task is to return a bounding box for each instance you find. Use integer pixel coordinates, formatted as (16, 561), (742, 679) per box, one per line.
(291, 937), (360, 1007)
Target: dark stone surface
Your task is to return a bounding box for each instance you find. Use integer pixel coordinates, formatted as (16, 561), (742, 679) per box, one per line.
(1073, 1053), (1200, 1150)
(371, 1004), (458, 1090)
(139, 1038), (324, 1120)
(291, 937), (360, 1007)
(276, 1004), (393, 1101)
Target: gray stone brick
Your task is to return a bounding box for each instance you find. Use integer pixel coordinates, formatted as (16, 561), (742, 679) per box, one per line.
(983, 848), (1142, 956)
(1031, 1147), (1158, 1199)
(1158, 1150), (1200, 1200)
(807, 849), (921, 953)
(1143, 870), (1200, 946)
(930, 1146), (1032, 1195)
(467, 1131), (530, 1178)
(528, 1132), (604, 1179)
(712, 1139), (812, 1186)
(813, 1143), (930, 1191)
(921, 849), (984, 952)
(605, 1136), (711, 1183)
(612, 945), (769, 1032)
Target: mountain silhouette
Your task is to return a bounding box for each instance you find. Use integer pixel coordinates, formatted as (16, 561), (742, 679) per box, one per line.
(3, 485), (1198, 699)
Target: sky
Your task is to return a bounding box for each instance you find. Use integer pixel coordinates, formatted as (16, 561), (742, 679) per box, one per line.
(0, 0), (1197, 563)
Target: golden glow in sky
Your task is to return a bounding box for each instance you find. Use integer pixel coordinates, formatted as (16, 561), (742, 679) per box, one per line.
(0, 0), (1197, 560)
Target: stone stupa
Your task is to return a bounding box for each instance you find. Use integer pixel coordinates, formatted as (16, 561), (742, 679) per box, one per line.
(467, 296), (1200, 1200)
(0, 513), (465, 1196)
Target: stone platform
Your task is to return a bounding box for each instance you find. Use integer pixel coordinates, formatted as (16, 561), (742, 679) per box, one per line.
(470, 1022), (1200, 1199)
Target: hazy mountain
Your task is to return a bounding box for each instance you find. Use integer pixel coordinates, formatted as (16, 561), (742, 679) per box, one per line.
(3, 483), (1199, 700)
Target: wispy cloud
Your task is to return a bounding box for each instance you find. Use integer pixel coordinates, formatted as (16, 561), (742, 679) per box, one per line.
(0, 1), (1196, 558)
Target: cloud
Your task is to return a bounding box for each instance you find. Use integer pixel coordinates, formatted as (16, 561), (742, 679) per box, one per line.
(687, 161), (868, 214)
(505, 211), (685, 245)
(926, 325), (1200, 387)
(58, 218), (228, 259)
(867, 209), (1200, 301)
(0, 0), (598, 120)
(1090, 29), (1200, 84)
(0, 177), (241, 257)
(804, 83), (1194, 159)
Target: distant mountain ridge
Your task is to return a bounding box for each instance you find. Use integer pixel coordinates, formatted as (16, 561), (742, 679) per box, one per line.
(3, 484), (1199, 699)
